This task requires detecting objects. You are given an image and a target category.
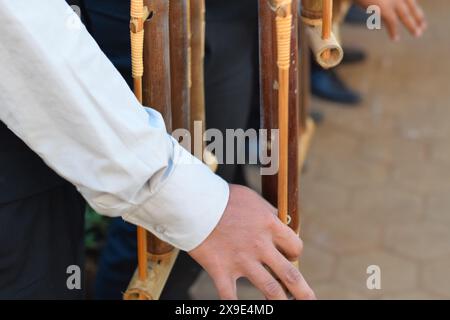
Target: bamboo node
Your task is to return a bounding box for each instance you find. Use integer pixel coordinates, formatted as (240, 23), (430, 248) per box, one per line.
(275, 14), (293, 70)
(268, 0), (292, 17)
(130, 4), (150, 79)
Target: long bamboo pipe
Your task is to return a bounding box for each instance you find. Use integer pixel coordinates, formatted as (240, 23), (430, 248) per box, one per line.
(321, 0), (333, 61)
(130, 0), (150, 284)
(273, 0), (292, 225)
(190, 0), (206, 159)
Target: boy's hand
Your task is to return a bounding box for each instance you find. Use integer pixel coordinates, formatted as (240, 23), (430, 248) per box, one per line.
(189, 184), (315, 300)
(355, 0), (427, 41)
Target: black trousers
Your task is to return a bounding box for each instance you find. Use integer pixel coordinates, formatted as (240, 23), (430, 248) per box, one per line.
(0, 184), (85, 299)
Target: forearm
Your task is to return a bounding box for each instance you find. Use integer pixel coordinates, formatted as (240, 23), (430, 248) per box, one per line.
(0, 0), (229, 251)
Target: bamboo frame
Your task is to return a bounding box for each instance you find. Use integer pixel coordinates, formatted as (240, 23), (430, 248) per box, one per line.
(126, 0), (178, 300)
(130, 0), (150, 287)
(125, 0), (215, 300)
(126, 0), (333, 301)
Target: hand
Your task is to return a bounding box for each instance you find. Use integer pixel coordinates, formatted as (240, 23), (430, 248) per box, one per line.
(189, 184), (315, 300)
(355, 0), (427, 41)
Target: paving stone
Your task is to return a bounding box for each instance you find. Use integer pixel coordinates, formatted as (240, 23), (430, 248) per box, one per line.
(350, 185), (423, 224)
(314, 155), (389, 189)
(423, 257), (450, 298)
(358, 135), (426, 166)
(303, 216), (382, 255)
(312, 281), (370, 300)
(379, 290), (443, 300)
(385, 222), (450, 260)
(391, 161), (450, 195)
(430, 139), (450, 165)
(336, 251), (418, 294)
(300, 244), (336, 283)
(301, 177), (351, 217)
(425, 190), (450, 224)
(309, 127), (361, 160)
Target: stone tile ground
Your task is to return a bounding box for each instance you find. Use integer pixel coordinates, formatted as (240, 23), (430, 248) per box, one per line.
(191, 1), (450, 299)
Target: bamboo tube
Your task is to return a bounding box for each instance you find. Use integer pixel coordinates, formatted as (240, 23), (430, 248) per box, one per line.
(321, 0), (333, 61)
(130, 0), (150, 283)
(189, 0), (218, 171)
(288, 0), (300, 233)
(305, 24), (343, 69)
(301, 0), (343, 69)
(125, 0), (178, 301)
(190, 0), (206, 151)
(169, 0), (191, 131)
(273, 0), (292, 225)
(259, 0), (278, 209)
(301, 0), (323, 25)
(298, 18), (310, 133)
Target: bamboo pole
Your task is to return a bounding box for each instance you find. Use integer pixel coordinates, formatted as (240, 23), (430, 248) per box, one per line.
(190, 0), (205, 145)
(125, 0), (180, 301)
(130, 0), (150, 284)
(273, 0), (292, 225)
(321, 0), (333, 61)
(169, 0), (191, 131)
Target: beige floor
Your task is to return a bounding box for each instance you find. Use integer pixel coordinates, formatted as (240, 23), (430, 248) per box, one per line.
(191, 1), (450, 300)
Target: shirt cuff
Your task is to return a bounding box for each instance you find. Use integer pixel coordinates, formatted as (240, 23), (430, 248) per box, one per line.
(122, 144), (230, 252)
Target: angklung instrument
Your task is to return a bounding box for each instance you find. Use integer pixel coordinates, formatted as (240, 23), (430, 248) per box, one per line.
(124, 0), (343, 300)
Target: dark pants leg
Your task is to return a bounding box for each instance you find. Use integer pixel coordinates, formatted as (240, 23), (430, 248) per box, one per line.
(204, 17), (260, 184)
(0, 184), (85, 299)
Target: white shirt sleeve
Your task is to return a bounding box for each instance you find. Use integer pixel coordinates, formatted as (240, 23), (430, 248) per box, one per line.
(0, 0), (229, 251)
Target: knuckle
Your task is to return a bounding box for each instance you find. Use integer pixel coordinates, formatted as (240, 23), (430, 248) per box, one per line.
(266, 213), (279, 229)
(288, 238), (302, 260)
(263, 280), (283, 298)
(252, 238), (267, 253)
(297, 238), (304, 254)
(284, 265), (302, 285)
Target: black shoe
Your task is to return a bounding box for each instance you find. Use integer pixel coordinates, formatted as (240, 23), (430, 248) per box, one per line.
(311, 68), (362, 105)
(309, 110), (325, 125)
(342, 46), (367, 64)
(345, 5), (368, 25)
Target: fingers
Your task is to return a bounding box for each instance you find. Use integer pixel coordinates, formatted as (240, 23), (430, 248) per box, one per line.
(396, 1), (421, 37)
(271, 220), (303, 261)
(405, 0), (427, 30)
(262, 248), (316, 300)
(245, 264), (288, 300)
(383, 11), (400, 41)
(213, 276), (238, 300)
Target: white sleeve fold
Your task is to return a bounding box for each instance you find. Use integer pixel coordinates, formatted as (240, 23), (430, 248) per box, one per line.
(0, 0), (229, 251)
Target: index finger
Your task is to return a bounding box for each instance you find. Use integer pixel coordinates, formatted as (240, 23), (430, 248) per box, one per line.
(406, 0), (427, 30)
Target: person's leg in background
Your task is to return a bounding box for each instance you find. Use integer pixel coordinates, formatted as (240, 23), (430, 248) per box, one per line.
(1, 0), (88, 296)
(0, 121), (85, 299)
(204, 0), (260, 186)
(310, 56), (362, 105)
